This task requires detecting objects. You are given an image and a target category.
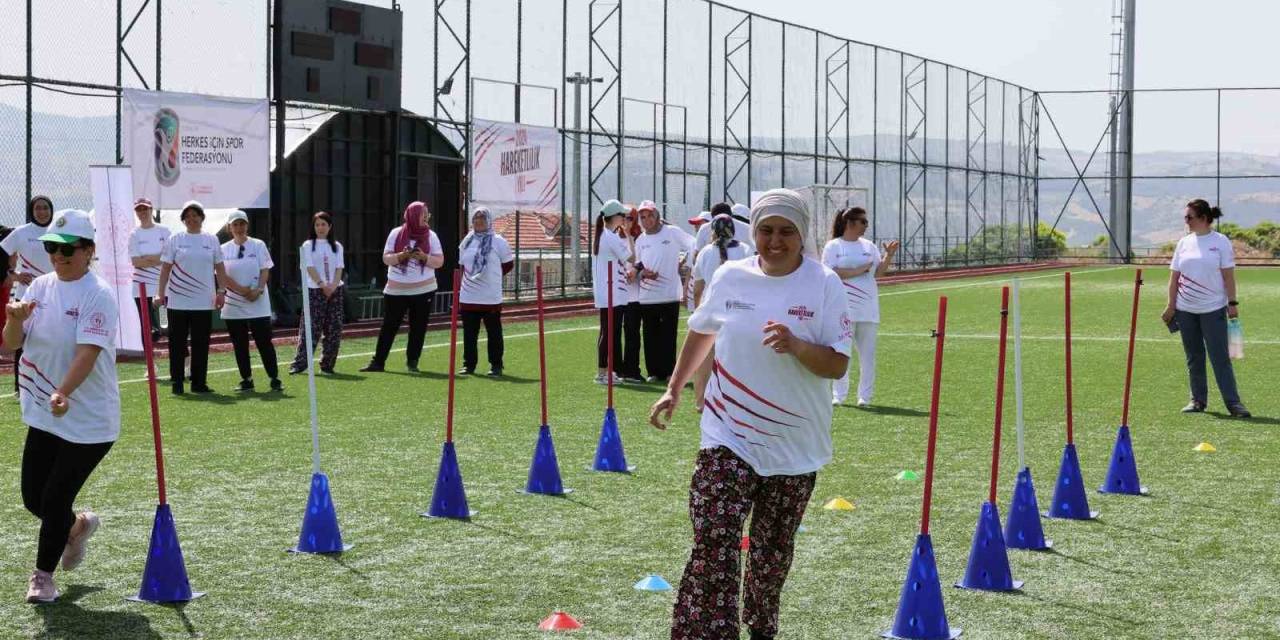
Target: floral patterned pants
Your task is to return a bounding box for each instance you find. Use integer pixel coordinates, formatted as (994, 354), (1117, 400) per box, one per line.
(292, 285), (345, 371)
(671, 447), (816, 640)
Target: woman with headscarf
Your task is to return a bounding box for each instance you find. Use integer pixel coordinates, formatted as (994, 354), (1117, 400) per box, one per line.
(4, 209), (120, 603)
(128, 197), (170, 344)
(2, 196), (56, 302)
(822, 206), (899, 407)
(157, 200), (228, 395)
(458, 206), (514, 377)
(291, 211), (346, 375)
(1161, 198), (1250, 417)
(591, 199), (634, 384)
(649, 188), (851, 640)
(689, 213), (755, 411)
(361, 201), (444, 373)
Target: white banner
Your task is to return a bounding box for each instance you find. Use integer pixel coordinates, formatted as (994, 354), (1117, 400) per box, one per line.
(470, 119), (560, 211)
(122, 89), (270, 210)
(89, 165), (143, 354)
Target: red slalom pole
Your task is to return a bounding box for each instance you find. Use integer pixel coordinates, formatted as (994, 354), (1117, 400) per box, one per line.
(1120, 269), (1143, 427)
(989, 286), (1010, 505)
(536, 265), (549, 426)
(920, 296), (948, 536)
(1064, 271), (1074, 445)
(445, 268), (463, 443)
(606, 261), (615, 409)
(138, 283), (168, 505)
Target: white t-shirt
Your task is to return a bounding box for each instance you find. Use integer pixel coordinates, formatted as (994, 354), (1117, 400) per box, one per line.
(1, 223), (55, 300)
(301, 240), (346, 289)
(688, 256), (853, 476)
(695, 218), (754, 253)
(1171, 231), (1235, 314)
(592, 231), (632, 309)
(383, 228), (443, 296)
(458, 234), (514, 306)
(161, 231), (222, 311)
(18, 273), (120, 444)
(219, 237), (274, 320)
(822, 237), (882, 323)
(634, 225), (694, 304)
(128, 225), (171, 298)
(693, 242), (753, 286)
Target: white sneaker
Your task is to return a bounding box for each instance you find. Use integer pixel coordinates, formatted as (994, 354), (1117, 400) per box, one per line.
(25, 570), (58, 604)
(832, 398), (843, 406)
(856, 398), (871, 408)
(593, 374), (607, 385)
(61, 511), (100, 571)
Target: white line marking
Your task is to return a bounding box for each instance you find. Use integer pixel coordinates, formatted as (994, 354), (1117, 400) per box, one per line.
(879, 266), (1125, 297)
(880, 331), (1280, 345)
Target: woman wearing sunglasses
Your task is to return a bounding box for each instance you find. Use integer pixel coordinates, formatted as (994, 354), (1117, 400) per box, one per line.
(1160, 199), (1250, 417)
(4, 209), (120, 603)
(822, 207), (898, 407)
(220, 210), (281, 393)
(157, 200), (228, 395)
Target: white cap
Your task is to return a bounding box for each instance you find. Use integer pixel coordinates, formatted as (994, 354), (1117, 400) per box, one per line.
(637, 199), (658, 212)
(38, 209), (96, 244)
(180, 200), (205, 219)
(227, 210), (249, 224)
(599, 199), (628, 218)
(730, 203), (751, 221)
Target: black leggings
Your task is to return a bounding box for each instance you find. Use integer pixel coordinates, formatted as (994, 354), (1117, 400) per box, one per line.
(225, 316), (279, 381)
(597, 307), (624, 371)
(620, 302), (643, 379)
(134, 296), (161, 340)
(371, 292), (435, 367)
(22, 428), (113, 573)
(167, 308), (212, 385)
(461, 309), (504, 371)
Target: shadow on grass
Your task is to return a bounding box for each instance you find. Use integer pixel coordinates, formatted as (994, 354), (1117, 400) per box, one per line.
(35, 585), (164, 640)
(1047, 548), (1137, 578)
(1090, 518), (1184, 544)
(462, 373), (538, 385)
(1150, 493), (1254, 518)
(614, 383), (665, 395)
(1019, 591), (1142, 628)
(323, 554), (370, 580)
(1208, 411), (1280, 426)
(379, 370), (449, 380)
(316, 372), (366, 382)
(172, 392), (237, 406)
(846, 404), (930, 417)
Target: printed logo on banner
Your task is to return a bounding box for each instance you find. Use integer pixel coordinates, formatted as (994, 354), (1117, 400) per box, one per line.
(154, 108), (181, 187)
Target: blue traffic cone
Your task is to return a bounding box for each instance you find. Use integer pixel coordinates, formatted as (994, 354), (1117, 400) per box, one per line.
(291, 472), (353, 554)
(957, 502), (1022, 591)
(1004, 467), (1051, 550)
(1046, 443), (1098, 520)
(129, 504), (204, 603)
(525, 425), (567, 495)
(425, 441), (473, 519)
(592, 407), (632, 473)
(1098, 425), (1147, 495)
(883, 534), (960, 639)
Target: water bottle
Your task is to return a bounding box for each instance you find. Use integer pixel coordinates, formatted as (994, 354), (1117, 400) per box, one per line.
(157, 303), (169, 330)
(1227, 318), (1244, 360)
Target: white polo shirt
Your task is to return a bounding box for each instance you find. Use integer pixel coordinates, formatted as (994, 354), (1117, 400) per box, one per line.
(634, 224), (694, 304)
(693, 242), (753, 286)
(301, 240), (346, 289)
(1, 223), (55, 300)
(219, 237), (274, 320)
(822, 237), (882, 323)
(592, 230), (632, 309)
(161, 231), (222, 311)
(18, 272), (120, 444)
(1171, 231), (1235, 314)
(129, 225), (171, 298)
(688, 256), (852, 476)
(383, 228), (443, 296)
(458, 234), (514, 306)
(694, 218), (754, 253)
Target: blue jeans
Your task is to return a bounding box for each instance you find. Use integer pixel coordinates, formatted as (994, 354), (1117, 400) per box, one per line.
(1175, 307), (1241, 406)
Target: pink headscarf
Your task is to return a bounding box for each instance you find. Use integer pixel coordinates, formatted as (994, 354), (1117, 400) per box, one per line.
(394, 201), (432, 272)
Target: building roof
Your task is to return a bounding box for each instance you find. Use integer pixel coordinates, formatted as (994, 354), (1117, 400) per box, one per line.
(490, 212), (591, 251)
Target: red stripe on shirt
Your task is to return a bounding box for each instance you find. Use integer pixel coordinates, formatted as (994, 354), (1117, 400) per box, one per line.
(713, 359), (805, 419)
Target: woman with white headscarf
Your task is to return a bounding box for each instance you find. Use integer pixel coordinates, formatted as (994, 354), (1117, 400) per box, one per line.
(458, 207), (514, 376)
(650, 188), (852, 640)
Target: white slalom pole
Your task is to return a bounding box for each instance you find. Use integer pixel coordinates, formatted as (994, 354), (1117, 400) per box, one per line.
(1013, 278), (1026, 470)
(301, 262), (321, 474)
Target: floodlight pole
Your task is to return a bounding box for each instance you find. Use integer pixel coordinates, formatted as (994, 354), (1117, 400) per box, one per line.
(567, 72), (602, 290)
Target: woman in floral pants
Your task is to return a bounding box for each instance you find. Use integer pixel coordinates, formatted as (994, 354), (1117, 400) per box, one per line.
(650, 189), (852, 640)
(290, 212), (346, 375)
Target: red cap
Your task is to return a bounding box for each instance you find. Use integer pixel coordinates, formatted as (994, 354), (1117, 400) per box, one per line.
(133, 197), (154, 210)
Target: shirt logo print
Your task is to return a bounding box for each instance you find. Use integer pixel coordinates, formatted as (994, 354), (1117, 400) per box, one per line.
(786, 304), (816, 320)
(725, 299), (755, 312)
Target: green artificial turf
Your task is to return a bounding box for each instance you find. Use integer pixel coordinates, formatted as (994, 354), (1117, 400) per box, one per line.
(1, 265), (1277, 639)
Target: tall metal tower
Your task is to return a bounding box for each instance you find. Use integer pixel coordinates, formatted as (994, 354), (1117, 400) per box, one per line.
(1108, 0), (1136, 261)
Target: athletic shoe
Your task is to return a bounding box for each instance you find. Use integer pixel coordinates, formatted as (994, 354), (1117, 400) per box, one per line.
(1227, 403), (1252, 419)
(235, 379), (255, 392)
(190, 384), (214, 394)
(621, 375), (646, 384)
(832, 398), (843, 406)
(171, 382), (184, 396)
(646, 376), (668, 384)
(25, 570), (57, 604)
(856, 398), (871, 408)
(1181, 401), (1206, 413)
(288, 365), (305, 376)
(269, 379), (284, 392)
(359, 363), (384, 373)
(61, 511), (100, 571)
(459, 368), (474, 376)
(487, 368), (503, 377)
(406, 362), (420, 373)
(320, 366), (335, 375)
(594, 373), (623, 385)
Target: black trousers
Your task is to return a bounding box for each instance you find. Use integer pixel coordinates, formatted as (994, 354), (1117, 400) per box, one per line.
(640, 301), (680, 380)
(225, 316), (279, 381)
(167, 308), (212, 386)
(134, 296), (161, 339)
(597, 307), (625, 371)
(620, 302), (643, 379)
(371, 292), (434, 367)
(22, 428), (113, 573)
(461, 309), (504, 371)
